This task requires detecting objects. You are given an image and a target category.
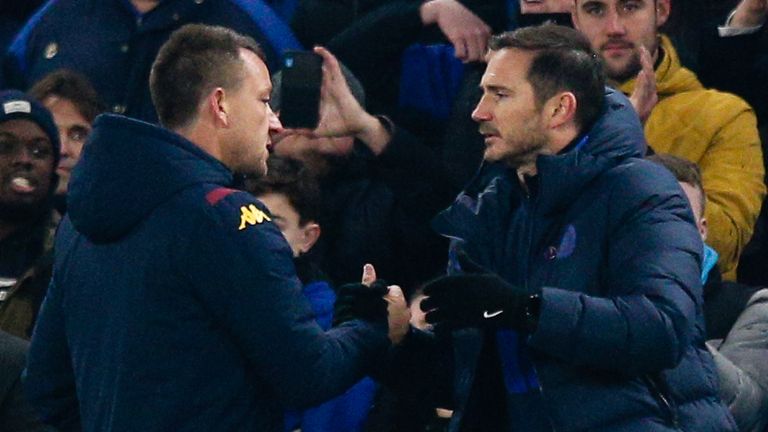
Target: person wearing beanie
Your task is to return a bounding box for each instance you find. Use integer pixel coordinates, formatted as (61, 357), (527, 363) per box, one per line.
(0, 89), (61, 340)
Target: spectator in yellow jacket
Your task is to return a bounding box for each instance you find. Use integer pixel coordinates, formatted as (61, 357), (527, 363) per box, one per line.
(572, 0), (765, 280)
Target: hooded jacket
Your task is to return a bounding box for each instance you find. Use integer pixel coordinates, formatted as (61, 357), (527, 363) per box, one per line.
(418, 89), (736, 431)
(619, 35), (765, 281)
(24, 114), (390, 432)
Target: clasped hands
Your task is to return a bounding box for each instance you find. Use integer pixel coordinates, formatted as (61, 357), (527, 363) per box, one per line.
(333, 253), (540, 341)
(333, 264), (410, 344)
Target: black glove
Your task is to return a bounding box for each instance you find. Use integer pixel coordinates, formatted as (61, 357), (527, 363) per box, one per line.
(333, 280), (389, 326)
(420, 252), (539, 331)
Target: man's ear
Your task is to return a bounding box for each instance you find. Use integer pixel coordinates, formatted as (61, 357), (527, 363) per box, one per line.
(699, 216), (708, 241)
(546, 91), (578, 129)
(298, 222), (321, 254)
(656, 0), (671, 28)
(206, 88), (229, 128)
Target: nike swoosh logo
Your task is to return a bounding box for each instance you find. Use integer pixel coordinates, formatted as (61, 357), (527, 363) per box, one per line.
(483, 310), (504, 319)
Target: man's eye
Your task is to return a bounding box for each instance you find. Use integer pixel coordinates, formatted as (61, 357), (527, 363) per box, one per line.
(0, 138), (16, 154)
(623, 2), (640, 12)
(584, 4), (605, 15)
(29, 142), (52, 159)
(69, 127), (90, 143)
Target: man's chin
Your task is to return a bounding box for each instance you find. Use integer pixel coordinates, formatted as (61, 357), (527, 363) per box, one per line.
(0, 200), (51, 224)
(604, 58), (642, 83)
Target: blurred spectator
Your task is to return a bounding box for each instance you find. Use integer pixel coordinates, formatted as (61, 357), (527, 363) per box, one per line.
(0, 330), (49, 431)
(291, 0), (504, 127)
(700, 0), (768, 124)
(572, 0), (765, 281)
(245, 156), (378, 432)
(696, 0), (768, 286)
(649, 153), (768, 432)
(29, 69), (105, 213)
(0, 90), (59, 340)
(0, 1), (44, 87)
(3, 0), (301, 122)
(269, 47), (454, 293)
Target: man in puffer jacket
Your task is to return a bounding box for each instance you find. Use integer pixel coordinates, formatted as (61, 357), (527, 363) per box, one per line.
(384, 24), (736, 432)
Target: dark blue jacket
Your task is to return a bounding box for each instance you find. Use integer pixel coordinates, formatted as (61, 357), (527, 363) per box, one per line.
(3, 0), (300, 121)
(24, 114), (390, 432)
(285, 279), (378, 432)
(426, 89), (737, 431)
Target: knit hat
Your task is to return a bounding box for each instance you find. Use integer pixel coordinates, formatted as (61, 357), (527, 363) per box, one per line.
(0, 90), (61, 166)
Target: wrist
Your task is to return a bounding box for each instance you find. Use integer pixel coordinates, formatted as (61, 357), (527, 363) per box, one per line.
(355, 114), (392, 155)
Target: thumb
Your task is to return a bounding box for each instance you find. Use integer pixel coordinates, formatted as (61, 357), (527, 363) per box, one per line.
(385, 285), (405, 305)
(362, 263), (377, 286)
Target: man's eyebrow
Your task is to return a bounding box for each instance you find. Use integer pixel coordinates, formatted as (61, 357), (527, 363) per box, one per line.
(480, 84), (511, 93)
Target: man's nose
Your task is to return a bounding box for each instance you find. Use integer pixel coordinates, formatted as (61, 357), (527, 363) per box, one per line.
(12, 144), (35, 166)
(60, 133), (73, 157)
(267, 106), (283, 133)
(471, 95), (492, 123)
(605, 9), (626, 36)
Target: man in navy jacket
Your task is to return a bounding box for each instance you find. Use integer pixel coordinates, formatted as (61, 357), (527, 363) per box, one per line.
(24, 24), (397, 432)
(394, 24), (737, 431)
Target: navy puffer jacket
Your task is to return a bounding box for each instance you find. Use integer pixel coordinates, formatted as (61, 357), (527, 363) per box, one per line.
(430, 88), (737, 432)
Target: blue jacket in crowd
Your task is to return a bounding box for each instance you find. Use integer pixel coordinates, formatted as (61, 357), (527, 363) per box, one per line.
(285, 278), (378, 432)
(395, 89), (737, 432)
(2, 0), (300, 121)
(24, 114), (390, 432)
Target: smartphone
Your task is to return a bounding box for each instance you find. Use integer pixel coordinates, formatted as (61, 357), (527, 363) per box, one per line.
(279, 50), (323, 129)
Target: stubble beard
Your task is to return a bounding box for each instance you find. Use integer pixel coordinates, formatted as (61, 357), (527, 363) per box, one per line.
(604, 48), (643, 84)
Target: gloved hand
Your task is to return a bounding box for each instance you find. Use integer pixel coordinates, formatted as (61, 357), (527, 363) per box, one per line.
(333, 280), (389, 326)
(420, 252), (538, 331)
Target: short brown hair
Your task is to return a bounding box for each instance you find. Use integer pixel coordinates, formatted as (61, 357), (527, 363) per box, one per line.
(29, 69), (104, 123)
(150, 24), (265, 129)
(244, 156), (321, 225)
(489, 24), (605, 131)
(647, 153), (705, 214)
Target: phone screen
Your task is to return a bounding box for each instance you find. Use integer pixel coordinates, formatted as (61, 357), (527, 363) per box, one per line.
(279, 51), (323, 129)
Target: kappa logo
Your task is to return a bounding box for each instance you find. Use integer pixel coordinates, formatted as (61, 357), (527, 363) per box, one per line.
(238, 204), (271, 230)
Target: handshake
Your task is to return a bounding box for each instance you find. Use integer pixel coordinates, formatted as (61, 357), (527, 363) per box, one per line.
(333, 253), (542, 341)
(333, 264), (410, 344)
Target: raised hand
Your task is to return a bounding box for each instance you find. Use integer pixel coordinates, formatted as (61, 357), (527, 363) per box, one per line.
(731, 0), (768, 28)
(333, 264), (389, 327)
(420, 0), (492, 63)
(332, 264), (411, 344)
(629, 46), (658, 124)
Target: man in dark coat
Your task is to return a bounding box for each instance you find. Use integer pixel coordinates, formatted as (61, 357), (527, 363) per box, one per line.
(0, 90), (60, 340)
(24, 24), (400, 432)
(3, 0), (301, 122)
(0, 330), (49, 431)
(388, 24), (736, 432)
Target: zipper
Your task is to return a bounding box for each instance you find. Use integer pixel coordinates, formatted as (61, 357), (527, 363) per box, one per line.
(645, 374), (680, 429)
(521, 184), (557, 432)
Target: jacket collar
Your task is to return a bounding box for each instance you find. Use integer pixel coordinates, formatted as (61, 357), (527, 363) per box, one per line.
(618, 34), (703, 98)
(434, 88), (646, 243)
